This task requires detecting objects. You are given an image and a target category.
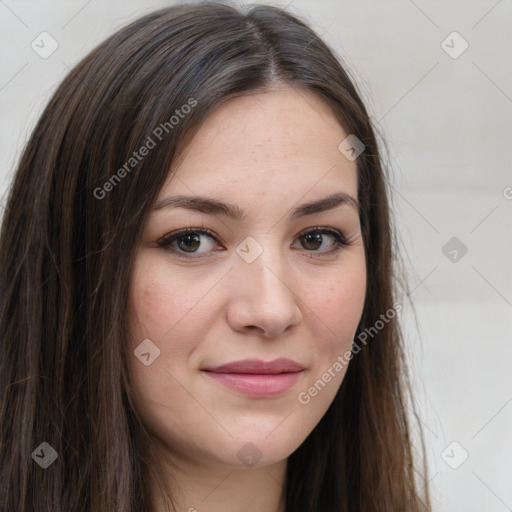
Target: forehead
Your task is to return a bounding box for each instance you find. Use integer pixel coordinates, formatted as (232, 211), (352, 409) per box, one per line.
(159, 88), (358, 205)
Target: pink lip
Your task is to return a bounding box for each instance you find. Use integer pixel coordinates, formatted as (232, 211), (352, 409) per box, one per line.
(202, 358), (304, 397)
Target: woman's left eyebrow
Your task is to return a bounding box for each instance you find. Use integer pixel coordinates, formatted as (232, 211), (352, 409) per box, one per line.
(152, 191), (359, 220)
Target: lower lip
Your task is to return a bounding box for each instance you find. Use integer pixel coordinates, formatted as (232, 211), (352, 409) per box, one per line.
(202, 371), (303, 397)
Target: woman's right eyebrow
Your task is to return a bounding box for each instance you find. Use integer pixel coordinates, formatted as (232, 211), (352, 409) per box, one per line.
(152, 192), (359, 220)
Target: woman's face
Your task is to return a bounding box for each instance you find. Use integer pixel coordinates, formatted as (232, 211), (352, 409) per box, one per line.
(127, 88), (366, 471)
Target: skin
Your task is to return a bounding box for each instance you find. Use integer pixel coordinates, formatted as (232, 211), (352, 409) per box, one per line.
(127, 87), (367, 512)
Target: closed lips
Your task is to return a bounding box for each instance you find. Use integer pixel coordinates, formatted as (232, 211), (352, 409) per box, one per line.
(201, 358), (305, 397)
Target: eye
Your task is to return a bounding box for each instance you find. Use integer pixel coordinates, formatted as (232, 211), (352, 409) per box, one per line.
(156, 228), (219, 258)
(293, 227), (351, 255)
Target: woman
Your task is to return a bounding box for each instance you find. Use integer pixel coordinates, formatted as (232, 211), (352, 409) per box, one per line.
(0, 2), (431, 511)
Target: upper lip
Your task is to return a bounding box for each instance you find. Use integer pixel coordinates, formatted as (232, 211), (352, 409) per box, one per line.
(202, 358), (304, 374)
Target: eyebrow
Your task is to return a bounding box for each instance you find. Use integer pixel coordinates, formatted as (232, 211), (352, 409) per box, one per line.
(152, 191), (359, 220)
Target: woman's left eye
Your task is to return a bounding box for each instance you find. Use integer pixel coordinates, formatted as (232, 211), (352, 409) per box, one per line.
(293, 228), (350, 253)
(156, 227), (350, 258)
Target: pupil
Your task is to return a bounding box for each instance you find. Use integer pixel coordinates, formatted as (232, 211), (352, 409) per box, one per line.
(304, 233), (321, 250)
(179, 234), (200, 252)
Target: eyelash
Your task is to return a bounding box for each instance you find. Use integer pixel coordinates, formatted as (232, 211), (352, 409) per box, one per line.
(156, 226), (352, 259)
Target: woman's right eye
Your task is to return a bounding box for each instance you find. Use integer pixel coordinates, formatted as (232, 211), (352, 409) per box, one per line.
(156, 228), (221, 258)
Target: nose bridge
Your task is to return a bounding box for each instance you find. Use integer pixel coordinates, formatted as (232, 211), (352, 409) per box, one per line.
(229, 234), (302, 335)
(236, 234), (290, 296)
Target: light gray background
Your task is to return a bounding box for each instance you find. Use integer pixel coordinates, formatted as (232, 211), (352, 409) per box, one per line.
(1, 1), (511, 510)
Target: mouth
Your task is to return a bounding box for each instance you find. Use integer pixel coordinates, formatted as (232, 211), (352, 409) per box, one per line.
(201, 358), (305, 397)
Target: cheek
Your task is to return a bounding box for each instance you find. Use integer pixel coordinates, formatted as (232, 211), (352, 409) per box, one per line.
(293, 262), (365, 416)
(126, 259), (207, 432)
(127, 255), (211, 349)
(307, 259), (366, 352)
(129, 283), (179, 339)
(334, 271), (366, 336)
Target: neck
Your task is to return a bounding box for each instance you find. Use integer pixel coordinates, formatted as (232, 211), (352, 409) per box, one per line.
(149, 452), (287, 512)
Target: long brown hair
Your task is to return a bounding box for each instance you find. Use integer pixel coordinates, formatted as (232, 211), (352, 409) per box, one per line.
(0, 2), (431, 511)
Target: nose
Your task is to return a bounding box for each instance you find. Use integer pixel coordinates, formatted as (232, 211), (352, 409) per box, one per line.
(226, 241), (303, 338)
